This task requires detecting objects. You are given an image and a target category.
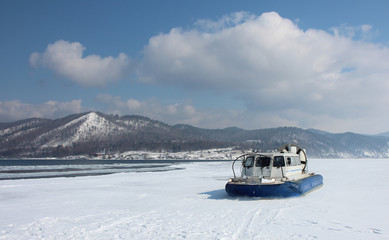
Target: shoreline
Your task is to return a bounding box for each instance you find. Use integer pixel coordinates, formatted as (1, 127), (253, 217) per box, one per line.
(0, 147), (245, 161)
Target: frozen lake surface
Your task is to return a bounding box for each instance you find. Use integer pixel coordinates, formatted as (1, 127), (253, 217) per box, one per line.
(0, 159), (388, 239)
(0, 159), (191, 180)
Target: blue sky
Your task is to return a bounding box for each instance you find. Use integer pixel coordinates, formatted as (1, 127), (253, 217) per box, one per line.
(1, 0), (389, 134)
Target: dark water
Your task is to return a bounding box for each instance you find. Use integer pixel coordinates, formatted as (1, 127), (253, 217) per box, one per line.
(0, 159), (228, 180)
(0, 159), (225, 166)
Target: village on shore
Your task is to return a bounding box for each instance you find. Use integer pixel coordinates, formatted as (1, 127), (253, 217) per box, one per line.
(78, 148), (246, 160)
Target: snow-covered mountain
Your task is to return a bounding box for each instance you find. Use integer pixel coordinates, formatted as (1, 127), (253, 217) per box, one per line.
(0, 112), (228, 157)
(1, 112), (389, 158)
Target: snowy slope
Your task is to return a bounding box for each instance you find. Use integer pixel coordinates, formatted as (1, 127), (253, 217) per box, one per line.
(0, 118), (47, 144)
(117, 117), (169, 131)
(0, 118), (46, 135)
(0, 159), (388, 239)
(37, 112), (126, 147)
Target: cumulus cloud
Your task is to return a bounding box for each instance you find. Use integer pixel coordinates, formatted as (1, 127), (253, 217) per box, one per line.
(0, 99), (83, 122)
(96, 94), (244, 128)
(95, 94), (308, 130)
(25, 12), (389, 133)
(30, 40), (132, 87)
(137, 11), (389, 133)
(95, 94), (199, 125)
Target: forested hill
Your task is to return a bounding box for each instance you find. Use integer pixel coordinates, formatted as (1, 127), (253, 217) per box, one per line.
(1, 111), (388, 158)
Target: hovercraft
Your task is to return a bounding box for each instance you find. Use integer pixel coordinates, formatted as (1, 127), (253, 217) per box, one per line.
(225, 144), (323, 198)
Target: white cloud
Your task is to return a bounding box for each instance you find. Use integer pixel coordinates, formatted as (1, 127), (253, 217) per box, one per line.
(137, 11), (389, 133)
(94, 94), (305, 130)
(126, 99), (142, 111)
(24, 12), (389, 133)
(0, 99), (83, 122)
(96, 94), (200, 126)
(194, 11), (254, 31)
(30, 40), (132, 87)
(331, 23), (378, 41)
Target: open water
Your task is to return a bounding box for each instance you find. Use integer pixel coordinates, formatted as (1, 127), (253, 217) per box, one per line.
(0, 159), (228, 180)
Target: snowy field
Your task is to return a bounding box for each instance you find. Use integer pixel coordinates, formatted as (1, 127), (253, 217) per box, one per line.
(0, 159), (388, 239)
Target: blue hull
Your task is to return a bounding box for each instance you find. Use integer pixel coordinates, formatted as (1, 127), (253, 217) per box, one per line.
(225, 174), (323, 198)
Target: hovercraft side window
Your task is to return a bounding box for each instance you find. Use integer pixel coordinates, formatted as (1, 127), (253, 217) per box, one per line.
(285, 156), (301, 166)
(255, 156), (271, 167)
(292, 156), (301, 166)
(273, 156), (285, 167)
(244, 156), (254, 168)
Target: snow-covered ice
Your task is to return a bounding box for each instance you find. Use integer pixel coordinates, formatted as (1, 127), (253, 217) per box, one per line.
(0, 162), (182, 180)
(0, 159), (388, 239)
